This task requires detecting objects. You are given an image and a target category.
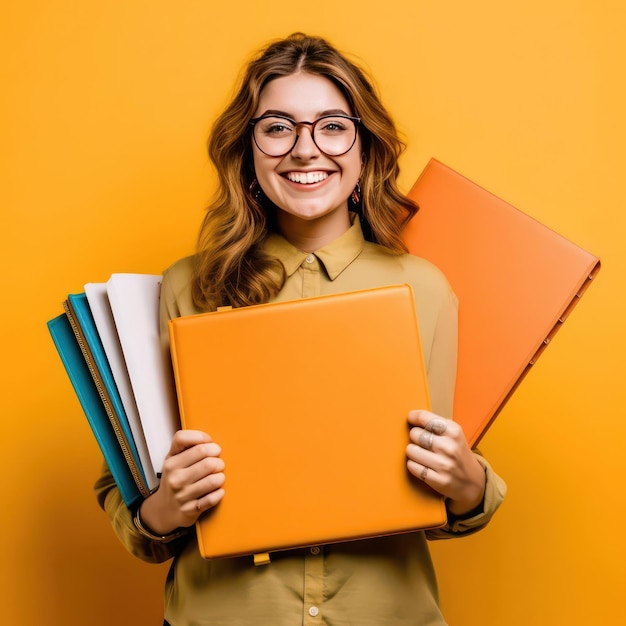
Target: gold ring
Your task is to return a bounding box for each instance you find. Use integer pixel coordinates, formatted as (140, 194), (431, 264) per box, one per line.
(420, 466), (429, 481)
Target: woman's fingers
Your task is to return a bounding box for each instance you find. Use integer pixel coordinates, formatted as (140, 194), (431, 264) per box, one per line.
(406, 410), (485, 509)
(167, 429), (216, 455)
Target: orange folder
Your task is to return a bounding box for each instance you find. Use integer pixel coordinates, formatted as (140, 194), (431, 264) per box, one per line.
(403, 159), (601, 446)
(168, 285), (446, 559)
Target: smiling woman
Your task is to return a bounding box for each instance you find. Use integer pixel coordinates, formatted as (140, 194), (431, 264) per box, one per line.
(189, 33), (425, 312)
(93, 32), (506, 626)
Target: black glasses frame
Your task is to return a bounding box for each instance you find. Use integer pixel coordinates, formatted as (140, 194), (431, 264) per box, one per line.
(249, 114), (361, 157)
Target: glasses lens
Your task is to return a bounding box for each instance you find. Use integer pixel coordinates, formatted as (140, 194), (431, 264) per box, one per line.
(312, 116), (357, 156)
(253, 117), (297, 157)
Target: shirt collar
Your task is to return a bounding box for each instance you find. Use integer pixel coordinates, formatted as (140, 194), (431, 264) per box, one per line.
(264, 213), (366, 281)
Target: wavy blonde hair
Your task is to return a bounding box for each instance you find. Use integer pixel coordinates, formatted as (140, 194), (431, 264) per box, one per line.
(192, 33), (418, 311)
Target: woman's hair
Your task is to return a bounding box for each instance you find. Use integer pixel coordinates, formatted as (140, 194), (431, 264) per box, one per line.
(192, 32), (418, 311)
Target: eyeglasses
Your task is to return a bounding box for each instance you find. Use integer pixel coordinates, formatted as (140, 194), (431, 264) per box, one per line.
(249, 114), (361, 157)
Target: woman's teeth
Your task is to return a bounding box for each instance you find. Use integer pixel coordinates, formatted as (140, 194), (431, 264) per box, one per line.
(286, 171), (329, 184)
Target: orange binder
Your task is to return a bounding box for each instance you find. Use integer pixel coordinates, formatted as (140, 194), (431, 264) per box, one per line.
(168, 285), (446, 559)
(403, 159), (601, 446)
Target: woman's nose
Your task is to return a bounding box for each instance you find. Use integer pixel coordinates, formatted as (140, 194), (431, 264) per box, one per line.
(290, 125), (320, 159)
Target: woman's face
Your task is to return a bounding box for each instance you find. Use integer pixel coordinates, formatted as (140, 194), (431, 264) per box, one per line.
(252, 72), (362, 243)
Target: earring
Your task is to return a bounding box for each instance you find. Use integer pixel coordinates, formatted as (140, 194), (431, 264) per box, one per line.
(351, 181), (361, 204)
(249, 178), (263, 202)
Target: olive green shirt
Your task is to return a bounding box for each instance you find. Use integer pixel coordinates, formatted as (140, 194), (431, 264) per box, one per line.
(95, 217), (506, 626)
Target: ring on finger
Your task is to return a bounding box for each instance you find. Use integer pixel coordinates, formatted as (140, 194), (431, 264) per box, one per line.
(419, 429), (434, 450)
(426, 418), (447, 436)
(420, 465), (429, 481)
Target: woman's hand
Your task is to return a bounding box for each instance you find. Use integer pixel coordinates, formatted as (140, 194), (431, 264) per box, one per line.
(406, 410), (485, 517)
(138, 429), (225, 535)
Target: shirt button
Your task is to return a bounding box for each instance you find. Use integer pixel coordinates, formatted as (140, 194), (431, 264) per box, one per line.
(310, 546), (321, 555)
(308, 606), (320, 617)
(305, 254), (315, 264)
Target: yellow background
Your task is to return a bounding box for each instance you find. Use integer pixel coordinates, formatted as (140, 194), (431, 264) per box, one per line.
(1, 1), (624, 624)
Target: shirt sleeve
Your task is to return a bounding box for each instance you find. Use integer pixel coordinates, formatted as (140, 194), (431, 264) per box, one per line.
(425, 279), (459, 420)
(94, 462), (190, 562)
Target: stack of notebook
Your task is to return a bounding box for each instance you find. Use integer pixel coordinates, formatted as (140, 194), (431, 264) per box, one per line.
(47, 274), (179, 506)
(48, 159), (600, 554)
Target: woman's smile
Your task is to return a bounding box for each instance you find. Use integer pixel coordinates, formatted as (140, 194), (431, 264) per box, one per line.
(283, 170), (330, 185)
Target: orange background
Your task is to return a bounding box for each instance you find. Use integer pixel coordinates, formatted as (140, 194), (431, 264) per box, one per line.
(1, 1), (624, 624)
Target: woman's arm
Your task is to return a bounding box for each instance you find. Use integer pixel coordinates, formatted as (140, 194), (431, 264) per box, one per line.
(93, 262), (226, 561)
(94, 462), (190, 563)
(406, 265), (506, 537)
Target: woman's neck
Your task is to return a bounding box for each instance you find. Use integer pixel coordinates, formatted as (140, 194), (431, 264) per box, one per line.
(276, 208), (351, 253)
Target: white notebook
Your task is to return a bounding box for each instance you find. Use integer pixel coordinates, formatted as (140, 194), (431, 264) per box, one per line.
(105, 274), (179, 475)
(84, 282), (159, 490)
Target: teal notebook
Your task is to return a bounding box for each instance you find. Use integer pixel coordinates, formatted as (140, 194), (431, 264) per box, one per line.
(48, 313), (142, 506)
(48, 292), (152, 505)
(65, 292), (151, 495)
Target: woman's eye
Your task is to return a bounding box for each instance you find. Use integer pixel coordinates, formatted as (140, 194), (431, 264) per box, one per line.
(319, 120), (347, 133)
(261, 120), (294, 136)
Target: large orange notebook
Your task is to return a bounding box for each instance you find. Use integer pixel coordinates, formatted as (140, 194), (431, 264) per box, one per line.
(403, 159), (601, 446)
(168, 285), (446, 559)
